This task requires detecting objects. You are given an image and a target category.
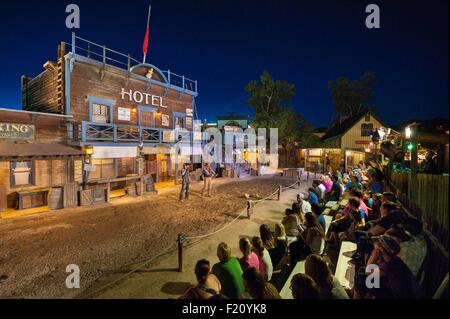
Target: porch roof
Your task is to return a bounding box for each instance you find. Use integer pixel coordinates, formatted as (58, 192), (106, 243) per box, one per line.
(0, 142), (84, 158)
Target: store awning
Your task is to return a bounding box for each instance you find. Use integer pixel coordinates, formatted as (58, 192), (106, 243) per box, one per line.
(0, 142), (84, 158)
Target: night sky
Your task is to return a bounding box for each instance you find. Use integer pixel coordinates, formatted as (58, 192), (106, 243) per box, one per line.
(0, 0), (448, 127)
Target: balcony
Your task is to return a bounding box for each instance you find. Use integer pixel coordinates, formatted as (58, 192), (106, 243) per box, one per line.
(72, 122), (192, 145)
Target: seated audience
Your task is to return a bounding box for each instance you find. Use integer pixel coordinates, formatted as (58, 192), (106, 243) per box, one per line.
(259, 224), (275, 250)
(238, 238), (261, 272)
(181, 259), (222, 299)
(282, 208), (300, 237)
(308, 187), (320, 206)
(311, 203), (327, 232)
(313, 180), (326, 201)
(353, 235), (422, 299)
(305, 254), (349, 299)
(252, 236), (273, 281)
(290, 273), (321, 300)
(270, 223), (288, 267)
(382, 191), (397, 204)
(289, 213), (325, 265)
(328, 174), (342, 201)
(292, 193), (311, 223)
(242, 267), (281, 299)
(345, 174), (363, 192)
(211, 242), (245, 298)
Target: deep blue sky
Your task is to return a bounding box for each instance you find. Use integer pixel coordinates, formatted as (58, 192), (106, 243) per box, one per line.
(0, 0), (448, 127)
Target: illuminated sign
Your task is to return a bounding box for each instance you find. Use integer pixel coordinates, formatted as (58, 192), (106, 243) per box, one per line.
(0, 123), (35, 139)
(120, 88), (168, 108)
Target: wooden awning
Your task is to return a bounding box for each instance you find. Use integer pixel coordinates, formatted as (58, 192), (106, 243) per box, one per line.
(0, 142), (84, 158)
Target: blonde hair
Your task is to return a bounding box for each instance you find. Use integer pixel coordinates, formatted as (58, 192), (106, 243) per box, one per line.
(274, 223), (286, 238)
(217, 242), (231, 262)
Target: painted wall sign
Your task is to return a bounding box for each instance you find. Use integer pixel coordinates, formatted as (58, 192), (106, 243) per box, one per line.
(118, 107), (131, 121)
(0, 123), (35, 139)
(120, 88), (168, 108)
(162, 114), (170, 127)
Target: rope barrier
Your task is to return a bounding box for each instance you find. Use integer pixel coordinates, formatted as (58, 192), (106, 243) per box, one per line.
(281, 179), (300, 191)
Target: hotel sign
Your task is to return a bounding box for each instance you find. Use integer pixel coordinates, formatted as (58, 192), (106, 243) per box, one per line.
(0, 123), (35, 139)
(120, 88), (168, 108)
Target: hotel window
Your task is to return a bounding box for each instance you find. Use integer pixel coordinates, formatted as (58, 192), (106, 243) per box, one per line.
(92, 103), (110, 124)
(361, 123), (373, 137)
(10, 161), (35, 187)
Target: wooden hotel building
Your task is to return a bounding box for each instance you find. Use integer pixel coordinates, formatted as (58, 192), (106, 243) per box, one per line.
(1, 33), (199, 212)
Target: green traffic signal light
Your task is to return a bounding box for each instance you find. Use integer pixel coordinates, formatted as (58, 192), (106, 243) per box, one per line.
(407, 143), (414, 151)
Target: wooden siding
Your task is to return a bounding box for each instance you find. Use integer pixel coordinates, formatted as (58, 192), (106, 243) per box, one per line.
(0, 110), (68, 143)
(69, 61), (194, 129)
(340, 114), (384, 151)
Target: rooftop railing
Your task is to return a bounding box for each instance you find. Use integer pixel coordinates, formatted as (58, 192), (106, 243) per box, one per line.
(63, 33), (197, 94)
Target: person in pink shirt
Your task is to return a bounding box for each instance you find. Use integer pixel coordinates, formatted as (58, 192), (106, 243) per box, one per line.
(322, 175), (333, 193)
(238, 238), (260, 272)
(350, 188), (368, 219)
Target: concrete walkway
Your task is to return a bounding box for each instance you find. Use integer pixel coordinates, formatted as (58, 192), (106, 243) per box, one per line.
(91, 177), (313, 299)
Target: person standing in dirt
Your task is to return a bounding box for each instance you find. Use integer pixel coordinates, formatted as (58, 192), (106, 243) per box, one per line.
(179, 163), (191, 201)
(202, 162), (215, 197)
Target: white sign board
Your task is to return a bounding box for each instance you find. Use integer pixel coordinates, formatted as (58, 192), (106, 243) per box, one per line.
(92, 146), (138, 159)
(186, 108), (193, 117)
(162, 114), (170, 127)
(118, 107), (131, 121)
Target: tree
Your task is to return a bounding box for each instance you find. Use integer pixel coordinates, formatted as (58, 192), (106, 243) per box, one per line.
(328, 71), (377, 117)
(245, 71), (302, 166)
(245, 70), (296, 129)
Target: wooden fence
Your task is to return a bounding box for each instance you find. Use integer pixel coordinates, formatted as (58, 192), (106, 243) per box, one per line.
(390, 172), (449, 248)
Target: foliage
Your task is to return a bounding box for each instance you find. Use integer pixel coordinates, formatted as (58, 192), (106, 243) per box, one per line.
(328, 71), (377, 117)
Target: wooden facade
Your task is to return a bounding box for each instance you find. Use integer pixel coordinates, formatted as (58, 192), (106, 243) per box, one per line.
(19, 34), (199, 197)
(0, 109), (83, 211)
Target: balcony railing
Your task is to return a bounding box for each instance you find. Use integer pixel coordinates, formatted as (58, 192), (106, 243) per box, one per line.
(63, 33), (198, 94)
(74, 122), (191, 144)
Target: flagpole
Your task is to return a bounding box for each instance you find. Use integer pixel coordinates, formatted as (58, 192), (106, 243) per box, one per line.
(143, 4), (152, 64)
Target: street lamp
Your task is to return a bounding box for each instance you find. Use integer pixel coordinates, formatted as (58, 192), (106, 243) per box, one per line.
(405, 127), (412, 139)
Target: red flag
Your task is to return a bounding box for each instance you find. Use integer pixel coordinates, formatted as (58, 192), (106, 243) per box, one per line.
(143, 26), (150, 56)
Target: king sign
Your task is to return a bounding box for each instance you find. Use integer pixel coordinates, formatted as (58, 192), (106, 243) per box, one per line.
(120, 88), (168, 108)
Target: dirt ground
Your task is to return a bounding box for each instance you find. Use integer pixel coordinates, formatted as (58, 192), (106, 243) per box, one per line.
(0, 175), (297, 299)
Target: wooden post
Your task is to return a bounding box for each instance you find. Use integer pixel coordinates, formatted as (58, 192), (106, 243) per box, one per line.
(278, 185), (282, 201)
(106, 182), (111, 203)
(247, 200), (253, 219)
(297, 177), (301, 189)
(177, 234), (184, 272)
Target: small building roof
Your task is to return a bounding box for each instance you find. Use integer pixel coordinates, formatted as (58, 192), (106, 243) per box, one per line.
(0, 142), (84, 158)
(321, 110), (388, 141)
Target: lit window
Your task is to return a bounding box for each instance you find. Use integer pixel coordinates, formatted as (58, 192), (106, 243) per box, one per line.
(361, 123), (373, 137)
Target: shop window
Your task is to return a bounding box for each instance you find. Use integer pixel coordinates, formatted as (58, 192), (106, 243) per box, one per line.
(361, 123), (373, 137)
(10, 161), (34, 187)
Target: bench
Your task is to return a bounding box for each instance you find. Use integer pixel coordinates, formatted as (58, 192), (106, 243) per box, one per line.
(334, 241), (357, 290)
(279, 261), (305, 299)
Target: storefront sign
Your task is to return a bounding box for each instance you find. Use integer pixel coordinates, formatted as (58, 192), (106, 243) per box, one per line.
(0, 123), (35, 139)
(186, 108), (193, 117)
(355, 140), (371, 145)
(120, 88), (168, 108)
(162, 114), (170, 127)
(118, 107), (131, 121)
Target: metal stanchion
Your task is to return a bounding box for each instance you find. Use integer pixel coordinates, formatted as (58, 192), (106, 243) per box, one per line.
(177, 234), (185, 272)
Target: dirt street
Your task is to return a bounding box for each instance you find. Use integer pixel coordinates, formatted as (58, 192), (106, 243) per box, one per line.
(0, 175), (298, 298)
